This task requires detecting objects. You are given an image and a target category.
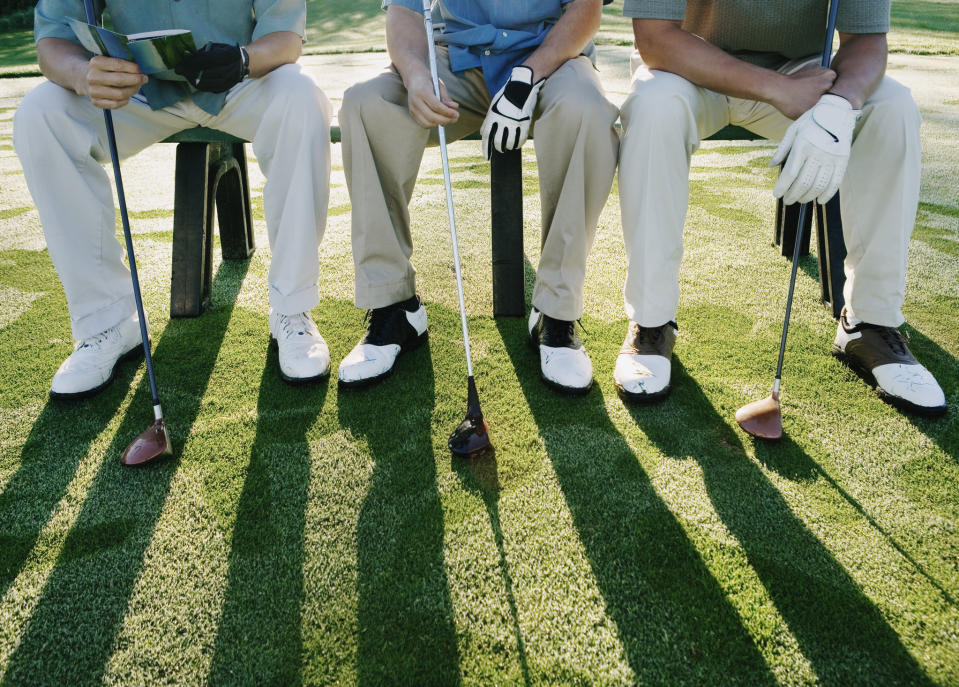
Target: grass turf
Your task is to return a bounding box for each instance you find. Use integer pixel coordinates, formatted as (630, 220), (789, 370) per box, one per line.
(1, 6), (959, 687)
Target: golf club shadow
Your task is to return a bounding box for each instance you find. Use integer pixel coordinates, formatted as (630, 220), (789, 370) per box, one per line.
(336, 342), (461, 686)
(495, 317), (778, 685)
(1, 259), (248, 686)
(626, 361), (936, 685)
(452, 452), (532, 687)
(206, 345), (328, 684)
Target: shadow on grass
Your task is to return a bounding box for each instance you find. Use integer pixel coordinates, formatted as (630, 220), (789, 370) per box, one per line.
(630, 359), (936, 685)
(1, 260), (248, 686)
(337, 343), (461, 686)
(496, 317), (777, 685)
(206, 349), (329, 685)
(898, 324), (958, 462)
(453, 452), (532, 687)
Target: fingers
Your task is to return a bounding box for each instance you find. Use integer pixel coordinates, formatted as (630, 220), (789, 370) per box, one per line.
(816, 162), (847, 204)
(408, 89), (459, 128)
(85, 56), (147, 109)
(772, 145), (802, 199)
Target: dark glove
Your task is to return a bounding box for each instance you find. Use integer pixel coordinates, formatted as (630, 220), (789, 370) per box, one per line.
(175, 42), (249, 93)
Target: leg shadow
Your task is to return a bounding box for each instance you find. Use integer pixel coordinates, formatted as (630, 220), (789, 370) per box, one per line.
(206, 350), (328, 685)
(896, 324), (957, 461)
(496, 318), (776, 685)
(1, 259), (248, 686)
(630, 359), (936, 684)
(337, 343), (461, 685)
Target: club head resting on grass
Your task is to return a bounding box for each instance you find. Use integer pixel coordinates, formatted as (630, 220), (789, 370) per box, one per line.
(735, 391), (783, 440)
(121, 419), (173, 466)
(448, 376), (493, 458)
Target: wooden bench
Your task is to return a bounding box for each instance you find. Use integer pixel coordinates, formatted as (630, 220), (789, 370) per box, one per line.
(163, 124), (845, 320)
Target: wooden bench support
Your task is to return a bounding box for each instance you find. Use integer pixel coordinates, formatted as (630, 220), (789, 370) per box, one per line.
(168, 135), (254, 318)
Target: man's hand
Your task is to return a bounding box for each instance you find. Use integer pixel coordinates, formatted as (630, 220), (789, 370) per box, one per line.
(175, 42), (248, 93)
(771, 94), (860, 205)
(768, 65), (837, 119)
(79, 56), (148, 110)
(480, 66), (544, 160)
(406, 69), (459, 129)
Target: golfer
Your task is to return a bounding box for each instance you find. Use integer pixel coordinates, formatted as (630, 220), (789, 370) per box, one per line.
(337, 0), (619, 395)
(14, 0), (333, 397)
(613, 0), (946, 415)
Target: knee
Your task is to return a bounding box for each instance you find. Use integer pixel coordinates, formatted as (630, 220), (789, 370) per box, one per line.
(621, 73), (695, 133)
(13, 81), (73, 155)
(863, 78), (921, 131)
(263, 64), (332, 127)
(543, 83), (618, 131)
(341, 78), (385, 121)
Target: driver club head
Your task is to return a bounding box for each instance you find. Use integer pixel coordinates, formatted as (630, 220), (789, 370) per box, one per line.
(121, 419), (174, 466)
(735, 391), (783, 440)
(448, 413), (493, 458)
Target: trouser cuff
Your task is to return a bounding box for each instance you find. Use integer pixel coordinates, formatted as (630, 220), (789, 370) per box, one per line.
(269, 283), (320, 316)
(354, 274), (416, 310)
(71, 295), (136, 341)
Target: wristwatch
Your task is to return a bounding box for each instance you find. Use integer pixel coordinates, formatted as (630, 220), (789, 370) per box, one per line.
(240, 46), (250, 79)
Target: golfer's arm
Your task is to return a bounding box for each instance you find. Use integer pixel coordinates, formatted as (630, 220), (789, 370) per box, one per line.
(633, 19), (786, 103)
(244, 31), (302, 79)
(386, 5), (431, 86)
(828, 32), (886, 109)
(37, 37), (97, 96)
(523, 0), (603, 81)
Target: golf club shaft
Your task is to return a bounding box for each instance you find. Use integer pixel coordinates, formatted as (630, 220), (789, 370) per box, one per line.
(772, 0), (840, 392)
(83, 0), (163, 417)
(421, 0), (475, 379)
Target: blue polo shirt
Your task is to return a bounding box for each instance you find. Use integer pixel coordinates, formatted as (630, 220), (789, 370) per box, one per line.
(34, 0), (306, 114)
(384, 0), (609, 93)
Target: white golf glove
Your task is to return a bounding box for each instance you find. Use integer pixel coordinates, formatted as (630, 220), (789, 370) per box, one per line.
(481, 65), (545, 160)
(771, 94), (861, 205)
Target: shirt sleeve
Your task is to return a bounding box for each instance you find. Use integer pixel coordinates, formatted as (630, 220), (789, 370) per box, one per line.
(836, 0), (890, 34)
(381, 0), (422, 11)
(252, 0), (307, 40)
(34, 0), (88, 44)
(623, 0), (685, 20)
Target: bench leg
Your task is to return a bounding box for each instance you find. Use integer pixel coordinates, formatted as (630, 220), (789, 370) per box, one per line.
(774, 196), (813, 258)
(170, 142), (214, 318)
(490, 149), (525, 317)
(215, 142), (255, 261)
(816, 193), (846, 319)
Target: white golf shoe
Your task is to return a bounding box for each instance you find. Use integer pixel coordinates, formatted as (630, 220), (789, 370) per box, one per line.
(269, 310), (330, 384)
(613, 321), (678, 403)
(528, 307), (593, 395)
(833, 310), (946, 416)
(338, 295), (428, 388)
(50, 313), (143, 399)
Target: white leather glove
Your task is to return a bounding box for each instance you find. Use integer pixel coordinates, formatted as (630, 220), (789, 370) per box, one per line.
(771, 94), (861, 205)
(480, 65), (545, 160)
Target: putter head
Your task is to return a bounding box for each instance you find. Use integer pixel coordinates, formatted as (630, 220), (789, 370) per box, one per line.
(448, 413), (493, 458)
(735, 392), (783, 440)
(121, 419), (173, 466)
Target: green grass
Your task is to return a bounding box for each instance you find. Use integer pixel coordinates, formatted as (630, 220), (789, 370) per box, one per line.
(1, 4), (958, 686)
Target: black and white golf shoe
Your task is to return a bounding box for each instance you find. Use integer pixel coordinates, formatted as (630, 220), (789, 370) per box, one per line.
(337, 295), (428, 388)
(613, 320), (678, 403)
(832, 309), (946, 416)
(528, 307), (593, 395)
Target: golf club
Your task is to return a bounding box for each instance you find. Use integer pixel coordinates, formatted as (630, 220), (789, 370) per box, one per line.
(736, 0), (841, 440)
(420, 0), (493, 458)
(83, 0), (173, 465)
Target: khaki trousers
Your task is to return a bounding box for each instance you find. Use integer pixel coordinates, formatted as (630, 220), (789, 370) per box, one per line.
(618, 54), (922, 328)
(14, 64), (332, 340)
(340, 48), (619, 321)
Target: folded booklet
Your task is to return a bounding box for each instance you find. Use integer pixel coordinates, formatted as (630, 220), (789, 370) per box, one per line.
(68, 18), (197, 81)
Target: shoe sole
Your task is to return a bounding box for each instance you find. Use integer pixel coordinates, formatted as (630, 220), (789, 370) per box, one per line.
(269, 336), (331, 386)
(832, 346), (947, 417)
(49, 343), (144, 401)
(527, 334), (593, 396)
(337, 330), (428, 390)
(614, 380), (671, 405)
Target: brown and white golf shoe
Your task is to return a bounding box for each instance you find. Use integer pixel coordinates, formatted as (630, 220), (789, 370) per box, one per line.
(832, 310), (946, 416)
(613, 321), (678, 403)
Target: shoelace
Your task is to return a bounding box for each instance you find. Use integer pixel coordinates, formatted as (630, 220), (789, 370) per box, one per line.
(874, 325), (910, 357)
(279, 313), (315, 339)
(77, 328), (115, 351)
(364, 305), (402, 346)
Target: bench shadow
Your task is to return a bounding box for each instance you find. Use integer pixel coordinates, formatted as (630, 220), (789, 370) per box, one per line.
(337, 343), (461, 686)
(898, 324), (958, 462)
(452, 453), (532, 687)
(495, 317), (777, 685)
(1, 259), (248, 686)
(206, 350), (328, 685)
(628, 358), (936, 685)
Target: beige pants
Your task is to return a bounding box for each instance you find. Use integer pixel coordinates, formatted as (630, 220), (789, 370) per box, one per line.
(618, 54), (922, 328)
(340, 48), (620, 321)
(13, 64), (332, 340)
